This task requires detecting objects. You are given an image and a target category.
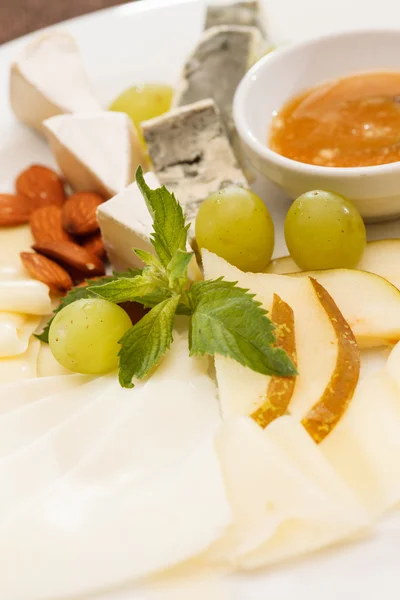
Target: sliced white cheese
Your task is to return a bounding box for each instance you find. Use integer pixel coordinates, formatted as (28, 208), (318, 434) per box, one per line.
(36, 342), (73, 377)
(0, 375), (118, 525)
(0, 225), (34, 280)
(0, 312), (40, 357)
(0, 375), (98, 459)
(321, 368), (400, 514)
(0, 338), (40, 384)
(173, 26), (262, 136)
(0, 437), (231, 599)
(10, 31), (101, 133)
(206, 417), (368, 565)
(0, 373), (91, 417)
(44, 112), (146, 198)
(141, 99), (248, 223)
(0, 279), (51, 315)
(97, 171), (159, 270)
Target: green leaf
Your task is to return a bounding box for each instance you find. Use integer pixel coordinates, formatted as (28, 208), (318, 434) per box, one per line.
(136, 166), (189, 267)
(133, 248), (163, 270)
(90, 270), (165, 303)
(118, 295), (181, 388)
(167, 249), (194, 285)
(35, 270), (141, 343)
(188, 278), (297, 377)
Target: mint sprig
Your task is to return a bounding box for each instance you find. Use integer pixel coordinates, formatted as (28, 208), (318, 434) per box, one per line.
(41, 168), (297, 387)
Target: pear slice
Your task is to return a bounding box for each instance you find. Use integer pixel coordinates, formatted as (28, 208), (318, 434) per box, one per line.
(265, 239), (400, 290)
(203, 251), (359, 440)
(294, 269), (400, 347)
(44, 112), (147, 198)
(10, 31), (101, 133)
(251, 294), (297, 428)
(301, 278), (360, 443)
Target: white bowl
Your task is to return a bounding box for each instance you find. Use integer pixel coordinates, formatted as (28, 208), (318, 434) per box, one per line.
(233, 29), (400, 222)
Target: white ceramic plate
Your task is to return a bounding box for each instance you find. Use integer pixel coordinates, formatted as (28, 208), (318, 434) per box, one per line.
(1, 1), (400, 598)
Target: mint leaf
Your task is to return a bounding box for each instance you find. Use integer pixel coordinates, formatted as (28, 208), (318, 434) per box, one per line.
(118, 295), (181, 388)
(90, 270), (166, 303)
(35, 270), (140, 343)
(136, 166), (189, 267)
(188, 279), (297, 377)
(133, 248), (163, 270)
(167, 250), (194, 286)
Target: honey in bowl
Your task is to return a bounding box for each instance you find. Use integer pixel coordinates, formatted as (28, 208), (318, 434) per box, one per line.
(269, 72), (400, 168)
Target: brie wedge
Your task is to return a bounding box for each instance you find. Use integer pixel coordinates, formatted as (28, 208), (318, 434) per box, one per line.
(173, 27), (262, 137)
(44, 112), (147, 198)
(141, 99), (247, 223)
(10, 31), (101, 133)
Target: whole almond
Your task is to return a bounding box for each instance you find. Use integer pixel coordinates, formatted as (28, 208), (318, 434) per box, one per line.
(30, 205), (74, 244)
(16, 165), (66, 209)
(20, 252), (73, 295)
(62, 192), (104, 236)
(0, 194), (32, 226)
(82, 232), (106, 259)
(33, 240), (105, 277)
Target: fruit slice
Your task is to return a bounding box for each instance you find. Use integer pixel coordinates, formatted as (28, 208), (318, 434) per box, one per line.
(301, 279), (360, 443)
(44, 112), (147, 198)
(203, 251), (357, 438)
(251, 294), (297, 428)
(265, 239), (400, 291)
(10, 32), (101, 133)
(293, 269), (400, 347)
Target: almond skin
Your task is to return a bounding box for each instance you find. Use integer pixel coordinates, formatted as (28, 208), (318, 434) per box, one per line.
(30, 205), (74, 244)
(0, 193), (32, 226)
(16, 165), (66, 209)
(62, 192), (104, 236)
(33, 240), (105, 277)
(82, 232), (106, 259)
(20, 252), (73, 295)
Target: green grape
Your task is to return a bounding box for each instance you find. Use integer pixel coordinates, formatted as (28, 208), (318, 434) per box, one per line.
(49, 298), (132, 375)
(284, 190), (366, 270)
(195, 186), (275, 272)
(109, 83), (173, 131)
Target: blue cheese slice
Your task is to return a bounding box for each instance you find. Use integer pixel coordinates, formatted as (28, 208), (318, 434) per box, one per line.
(205, 1), (266, 36)
(173, 26), (262, 137)
(141, 99), (248, 223)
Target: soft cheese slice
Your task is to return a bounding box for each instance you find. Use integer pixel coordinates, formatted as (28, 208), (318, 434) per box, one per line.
(142, 99), (247, 223)
(0, 225), (34, 279)
(97, 171), (160, 270)
(0, 437), (231, 599)
(0, 312), (40, 357)
(206, 417), (367, 565)
(44, 112), (147, 198)
(0, 375), (101, 459)
(0, 338), (40, 384)
(321, 367), (400, 514)
(0, 279), (51, 314)
(0, 374), (90, 416)
(36, 342), (73, 377)
(202, 251), (338, 421)
(0, 375), (119, 525)
(173, 27), (262, 136)
(10, 31), (101, 133)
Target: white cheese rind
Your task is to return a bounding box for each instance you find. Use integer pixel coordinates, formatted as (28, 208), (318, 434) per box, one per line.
(142, 99), (248, 223)
(44, 112), (146, 198)
(97, 172), (160, 271)
(173, 27), (262, 137)
(10, 31), (101, 133)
